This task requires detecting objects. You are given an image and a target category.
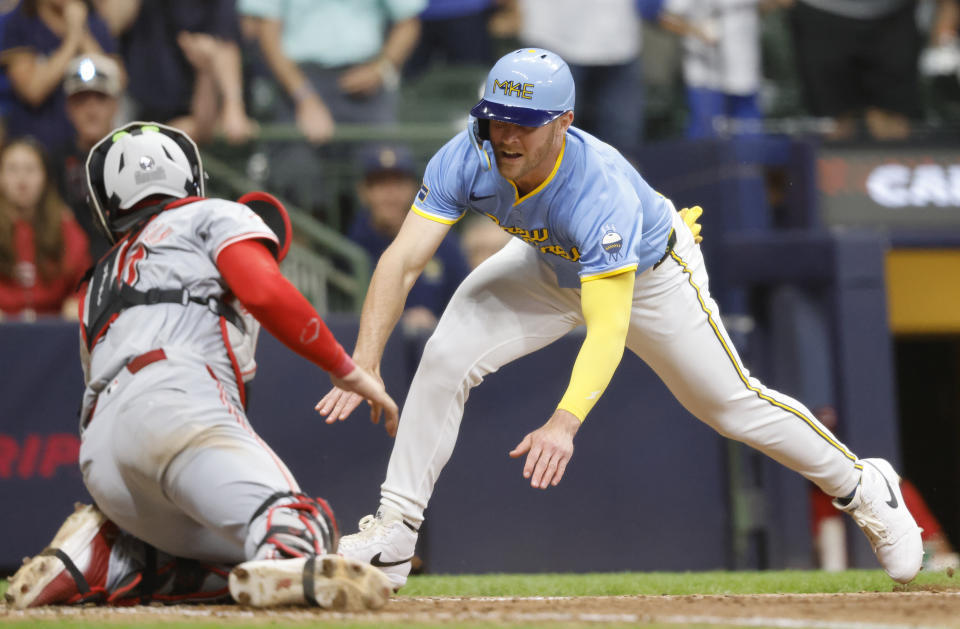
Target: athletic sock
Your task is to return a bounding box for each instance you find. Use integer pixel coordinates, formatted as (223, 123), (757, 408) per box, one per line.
(835, 474), (861, 507)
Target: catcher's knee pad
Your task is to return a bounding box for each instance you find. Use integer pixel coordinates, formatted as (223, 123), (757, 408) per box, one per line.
(246, 491), (339, 561)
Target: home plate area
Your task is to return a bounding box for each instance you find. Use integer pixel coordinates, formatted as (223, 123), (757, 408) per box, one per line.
(3, 589), (960, 627)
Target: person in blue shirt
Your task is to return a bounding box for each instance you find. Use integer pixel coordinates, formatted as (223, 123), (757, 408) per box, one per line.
(0, 0), (118, 151)
(317, 48), (924, 591)
(348, 144), (470, 331)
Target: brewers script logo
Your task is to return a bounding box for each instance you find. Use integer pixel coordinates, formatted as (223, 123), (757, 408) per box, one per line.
(601, 224), (623, 260)
(484, 213), (580, 261)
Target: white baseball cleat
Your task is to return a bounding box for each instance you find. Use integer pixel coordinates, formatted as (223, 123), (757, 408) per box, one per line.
(834, 458), (924, 583)
(337, 508), (418, 591)
(5, 503), (118, 608)
(228, 555), (392, 610)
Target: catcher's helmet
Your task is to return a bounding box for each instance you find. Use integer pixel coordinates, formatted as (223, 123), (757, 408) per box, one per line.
(86, 122), (204, 242)
(470, 48), (575, 142)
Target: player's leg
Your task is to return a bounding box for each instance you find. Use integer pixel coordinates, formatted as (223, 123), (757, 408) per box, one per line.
(4, 502), (232, 608)
(79, 360), (390, 608)
(339, 238), (582, 589)
(9, 367), (245, 609)
(154, 396), (392, 610)
(626, 209), (922, 582)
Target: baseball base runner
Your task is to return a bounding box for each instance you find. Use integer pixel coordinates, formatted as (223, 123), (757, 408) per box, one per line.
(317, 48), (924, 590)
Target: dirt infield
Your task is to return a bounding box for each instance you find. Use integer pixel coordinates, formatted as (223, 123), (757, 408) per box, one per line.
(4, 588), (960, 627)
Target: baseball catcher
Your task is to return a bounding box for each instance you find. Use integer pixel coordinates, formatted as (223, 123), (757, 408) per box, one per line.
(6, 122), (395, 610)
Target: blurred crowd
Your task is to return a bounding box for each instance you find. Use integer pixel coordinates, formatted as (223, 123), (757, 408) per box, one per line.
(0, 0), (958, 325)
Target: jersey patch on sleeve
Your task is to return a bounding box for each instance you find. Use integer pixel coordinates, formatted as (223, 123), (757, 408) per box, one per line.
(417, 183), (429, 203)
(601, 224), (624, 260)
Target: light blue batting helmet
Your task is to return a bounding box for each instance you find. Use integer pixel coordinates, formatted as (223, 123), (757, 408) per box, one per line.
(470, 48), (575, 141)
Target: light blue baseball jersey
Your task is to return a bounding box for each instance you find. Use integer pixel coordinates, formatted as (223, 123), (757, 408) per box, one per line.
(411, 126), (675, 288)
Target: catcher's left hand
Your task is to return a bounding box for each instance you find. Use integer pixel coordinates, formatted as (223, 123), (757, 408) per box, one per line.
(678, 205), (704, 244)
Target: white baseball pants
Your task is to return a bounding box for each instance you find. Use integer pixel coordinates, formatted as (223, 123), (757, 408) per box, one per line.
(381, 210), (862, 524)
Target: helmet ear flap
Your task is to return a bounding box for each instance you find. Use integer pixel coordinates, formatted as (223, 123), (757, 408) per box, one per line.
(476, 118), (490, 141)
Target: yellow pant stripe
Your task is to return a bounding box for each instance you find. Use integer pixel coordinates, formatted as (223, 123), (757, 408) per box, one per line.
(668, 251), (861, 467)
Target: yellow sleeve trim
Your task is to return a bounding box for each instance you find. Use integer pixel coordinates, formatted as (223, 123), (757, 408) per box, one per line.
(556, 271), (634, 421)
(580, 265), (638, 283)
(411, 204), (461, 225)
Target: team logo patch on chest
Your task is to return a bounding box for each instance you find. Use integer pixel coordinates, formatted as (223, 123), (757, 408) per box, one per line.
(601, 226), (624, 260)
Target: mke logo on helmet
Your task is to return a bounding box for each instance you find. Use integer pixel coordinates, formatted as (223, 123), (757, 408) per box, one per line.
(134, 154), (168, 185)
(493, 79), (534, 100)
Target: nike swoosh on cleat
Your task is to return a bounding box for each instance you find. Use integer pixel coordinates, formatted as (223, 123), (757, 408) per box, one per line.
(868, 462), (899, 508)
(469, 192), (495, 202)
(370, 552), (414, 568)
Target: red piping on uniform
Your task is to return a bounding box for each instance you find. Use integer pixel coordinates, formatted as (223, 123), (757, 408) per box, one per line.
(206, 365), (298, 491)
(220, 316), (247, 408)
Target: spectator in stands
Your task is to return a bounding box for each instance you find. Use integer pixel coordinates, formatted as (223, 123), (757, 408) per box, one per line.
(404, 0), (496, 79)
(808, 406), (960, 572)
(658, 0), (789, 139)
(0, 137), (90, 321)
(0, 0), (23, 118)
(460, 214), (510, 270)
(239, 0), (425, 142)
(96, 0), (255, 144)
(53, 52), (121, 260)
(0, 0), (118, 151)
(919, 0), (960, 117)
(930, 0), (960, 44)
(789, 0), (921, 140)
(237, 0), (425, 223)
(509, 0), (644, 159)
(348, 145), (469, 332)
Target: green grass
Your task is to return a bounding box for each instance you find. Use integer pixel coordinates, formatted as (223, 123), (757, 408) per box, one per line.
(1, 569), (956, 628)
(399, 568), (955, 596)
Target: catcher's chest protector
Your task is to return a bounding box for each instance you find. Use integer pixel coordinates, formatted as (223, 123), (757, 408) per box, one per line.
(81, 232), (144, 353)
(80, 204), (244, 355)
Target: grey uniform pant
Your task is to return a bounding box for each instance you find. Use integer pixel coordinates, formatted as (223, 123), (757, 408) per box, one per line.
(80, 353), (300, 564)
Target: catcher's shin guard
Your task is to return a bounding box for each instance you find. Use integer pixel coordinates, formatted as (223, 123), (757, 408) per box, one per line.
(132, 553), (231, 605)
(247, 492), (339, 560)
